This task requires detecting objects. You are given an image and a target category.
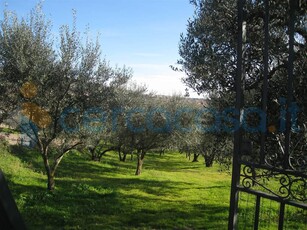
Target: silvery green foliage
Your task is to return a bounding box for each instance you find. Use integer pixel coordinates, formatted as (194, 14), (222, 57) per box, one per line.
(176, 0), (306, 168)
(0, 3), (132, 189)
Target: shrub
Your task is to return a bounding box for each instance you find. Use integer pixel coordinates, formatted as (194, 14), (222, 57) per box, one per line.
(0, 135), (9, 151)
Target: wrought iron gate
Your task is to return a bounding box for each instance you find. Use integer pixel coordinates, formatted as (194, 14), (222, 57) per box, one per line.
(228, 0), (306, 229)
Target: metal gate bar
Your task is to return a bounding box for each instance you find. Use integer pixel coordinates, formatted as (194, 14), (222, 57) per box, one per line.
(227, 0), (245, 228)
(283, 0), (296, 170)
(228, 0), (306, 229)
(259, 0), (269, 165)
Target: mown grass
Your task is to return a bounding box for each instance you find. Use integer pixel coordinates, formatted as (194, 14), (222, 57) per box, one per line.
(0, 144), (306, 229)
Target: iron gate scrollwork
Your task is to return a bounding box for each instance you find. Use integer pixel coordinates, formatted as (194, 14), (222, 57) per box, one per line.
(228, 0), (306, 229)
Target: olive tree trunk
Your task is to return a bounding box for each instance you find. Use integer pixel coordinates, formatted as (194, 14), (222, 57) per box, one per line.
(135, 151), (146, 175)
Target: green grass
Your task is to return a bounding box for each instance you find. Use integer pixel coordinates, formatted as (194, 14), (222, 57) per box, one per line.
(0, 145), (306, 229)
(0, 127), (20, 134)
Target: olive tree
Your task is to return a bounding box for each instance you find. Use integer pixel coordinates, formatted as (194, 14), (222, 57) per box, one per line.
(0, 4), (131, 190)
(176, 0), (306, 168)
(111, 90), (176, 175)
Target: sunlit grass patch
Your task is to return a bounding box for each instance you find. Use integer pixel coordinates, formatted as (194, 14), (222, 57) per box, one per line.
(3, 147), (305, 229)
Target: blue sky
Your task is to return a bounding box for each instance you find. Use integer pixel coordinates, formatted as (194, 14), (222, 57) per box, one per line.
(0, 0), (201, 97)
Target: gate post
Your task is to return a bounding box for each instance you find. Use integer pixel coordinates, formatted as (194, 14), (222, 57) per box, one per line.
(0, 170), (27, 229)
(228, 0), (245, 229)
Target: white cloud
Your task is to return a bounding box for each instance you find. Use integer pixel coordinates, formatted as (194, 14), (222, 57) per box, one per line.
(130, 63), (201, 98)
(134, 74), (184, 95)
(115, 62), (202, 98)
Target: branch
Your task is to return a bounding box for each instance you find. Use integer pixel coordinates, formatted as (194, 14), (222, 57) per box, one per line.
(98, 147), (116, 159)
(245, 63), (287, 90)
(52, 141), (82, 173)
(62, 142), (83, 155)
(275, 134), (285, 155)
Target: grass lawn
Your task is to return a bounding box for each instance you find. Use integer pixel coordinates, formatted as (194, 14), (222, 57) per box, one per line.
(0, 145), (306, 229)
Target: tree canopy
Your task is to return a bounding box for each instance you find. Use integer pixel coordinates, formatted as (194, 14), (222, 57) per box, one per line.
(176, 0), (306, 169)
(0, 4), (132, 190)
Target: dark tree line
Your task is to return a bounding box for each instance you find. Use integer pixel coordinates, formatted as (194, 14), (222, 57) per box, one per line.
(175, 0), (306, 170)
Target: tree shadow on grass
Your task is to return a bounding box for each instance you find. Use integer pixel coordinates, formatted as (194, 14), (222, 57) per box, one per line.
(44, 176), (211, 226)
(9, 145), (45, 172)
(6, 148), (232, 229)
(57, 176), (195, 198)
(141, 153), (206, 172)
(120, 201), (229, 229)
(8, 146), (112, 178)
(6, 178), (120, 229)
(55, 176), (230, 229)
